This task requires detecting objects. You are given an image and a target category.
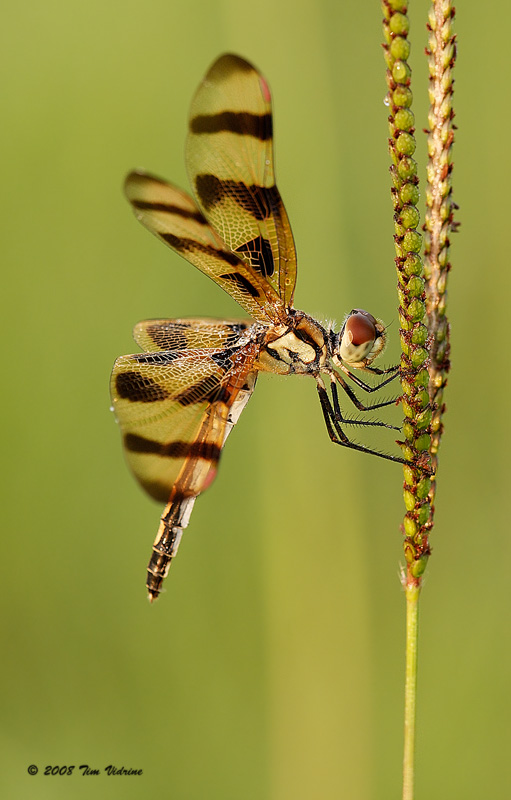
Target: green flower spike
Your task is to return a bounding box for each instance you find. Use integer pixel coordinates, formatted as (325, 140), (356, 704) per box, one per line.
(383, 0), (433, 577)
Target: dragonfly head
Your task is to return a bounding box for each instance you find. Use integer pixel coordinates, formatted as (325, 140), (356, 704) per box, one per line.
(332, 309), (386, 369)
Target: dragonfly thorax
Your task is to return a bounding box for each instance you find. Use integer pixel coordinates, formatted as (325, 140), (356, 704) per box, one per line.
(257, 311), (329, 376)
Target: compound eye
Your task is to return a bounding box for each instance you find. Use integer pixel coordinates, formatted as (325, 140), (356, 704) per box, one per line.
(338, 309), (379, 364)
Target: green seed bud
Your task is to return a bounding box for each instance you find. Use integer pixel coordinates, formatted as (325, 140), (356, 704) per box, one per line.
(403, 465), (415, 485)
(390, 12), (410, 35)
(411, 555), (429, 577)
(416, 477), (431, 499)
(407, 275), (424, 296)
(411, 324), (428, 346)
(403, 230), (422, 252)
(400, 204), (420, 229)
(418, 503), (431, 525)
(393, 86), (413, 107)
(401, 378), (413, 397)
(414, 433), (431, 451)
(404, 515), (417, 537)
(392, 60), (411, 83)
(416, 408), (432, 430)
(407, 298), (426, 322)
(403, 489), (416, 511)
(399, 182), (419, 205)
(390, 36), (411, 61)
(415, 389), (429, 408)
(400, 442), (414, 462)
(404, 253), (422, 275)
(402, 398), (413, 418)
(403, 421), (414, 440)
(389, 0), (408, 12)
(411, 345), (428, 367)
(415, 369), (429, 389)
(398, 156), (417, 179)
(404, 542), (416, 563)
(396, 132), (416, 155)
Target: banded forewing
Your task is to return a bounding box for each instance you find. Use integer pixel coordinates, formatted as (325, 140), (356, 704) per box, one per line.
(124, 171), (284, 325)
(186, 54), (296, 308)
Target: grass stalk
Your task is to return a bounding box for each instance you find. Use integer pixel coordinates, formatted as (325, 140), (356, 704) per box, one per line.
(382, 0), (456, 796)
(381, 0), (454, 796)
(402, 579), (420, 800)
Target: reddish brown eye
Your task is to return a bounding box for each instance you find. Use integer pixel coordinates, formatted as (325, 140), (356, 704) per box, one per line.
(336, 309), (384, 366)
(345, 310), (377, 346)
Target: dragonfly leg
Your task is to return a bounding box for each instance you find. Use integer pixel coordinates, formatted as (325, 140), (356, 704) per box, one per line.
(330, 369), (397, 413)
(336, 362), (400, 393)
(328, 375), (400, 431)
(363, 363), (400, 377)
(316, 380), (411, 466)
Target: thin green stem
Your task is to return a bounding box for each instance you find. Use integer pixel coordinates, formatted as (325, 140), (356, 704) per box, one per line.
(403, 576), (420, 800)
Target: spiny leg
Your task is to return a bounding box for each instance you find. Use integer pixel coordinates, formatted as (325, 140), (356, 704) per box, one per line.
(329, 374), (400, 431)
(316, 379), (410, 466)
(363, 364), (399, 376)
(331, 369), (397, 413)
(336, 361), (400, 393)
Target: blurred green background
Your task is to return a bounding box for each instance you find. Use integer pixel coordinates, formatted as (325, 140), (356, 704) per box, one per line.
(3, 1), (510, 797)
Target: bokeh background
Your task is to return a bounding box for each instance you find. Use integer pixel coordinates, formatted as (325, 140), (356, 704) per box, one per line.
(3, 1), (510, 797)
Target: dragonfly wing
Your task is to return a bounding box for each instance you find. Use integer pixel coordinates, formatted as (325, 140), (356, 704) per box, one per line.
(186, 53), (297, 309)
(132, 317), (252, 353)
(111, 344), (258, 503)
(125, 171), (286, 325)
(110, 342), (258, 599)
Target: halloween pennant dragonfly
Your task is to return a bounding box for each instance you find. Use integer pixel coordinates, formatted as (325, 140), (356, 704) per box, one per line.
(111, 53), (406, 602)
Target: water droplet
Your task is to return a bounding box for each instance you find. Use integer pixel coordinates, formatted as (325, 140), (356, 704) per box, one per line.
(383, 94), (391, 107)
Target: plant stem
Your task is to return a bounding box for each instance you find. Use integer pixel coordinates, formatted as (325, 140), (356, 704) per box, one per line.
(402, 575), (420, 800)
(381, 2), (456, 797)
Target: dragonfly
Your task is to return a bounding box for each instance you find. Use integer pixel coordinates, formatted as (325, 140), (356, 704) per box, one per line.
(111, 53), (407, 602)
